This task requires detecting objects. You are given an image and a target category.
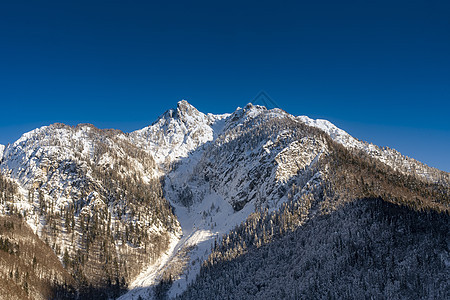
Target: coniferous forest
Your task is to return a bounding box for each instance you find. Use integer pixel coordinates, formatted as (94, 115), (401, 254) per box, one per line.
(180, 199), (449, 299)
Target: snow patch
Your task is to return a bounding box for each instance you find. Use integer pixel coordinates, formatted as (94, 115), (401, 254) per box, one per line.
(0, 144), (4, 160)
(118, 233), (180, 300)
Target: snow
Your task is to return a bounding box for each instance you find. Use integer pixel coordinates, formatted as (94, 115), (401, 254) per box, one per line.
(120, 103), (260, 298)
(0, 122), (167, 282)
(0, 144), (4, 160)
(167, 192), (254, 299)
(297, 115), (443, 182)
(130, 100), (229, 167)
(118, 233), (180, 300)
(297, 116), (360, 148)
(275, 137), (327, 184)
(120, 186), (255, 299)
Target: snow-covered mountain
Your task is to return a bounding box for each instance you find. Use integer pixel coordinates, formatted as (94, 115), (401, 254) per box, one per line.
(0, 123), (179, 298)
(0, 100), (448, 299)
(130, 100), (229, 167)
(120, 103), (332, 299)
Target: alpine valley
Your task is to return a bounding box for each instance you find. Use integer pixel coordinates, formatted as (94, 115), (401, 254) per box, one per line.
(0, 101), (448, 299)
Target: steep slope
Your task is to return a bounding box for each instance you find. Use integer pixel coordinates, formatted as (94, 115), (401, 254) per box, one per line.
(179, 199), (449, 300)
(0, 123), (180, 297)
(176, 120), (449, 299)
(189, 104), (327, 211)
(122, 103), (449, 299)
(120, 104), (332, 299)
(201, 137), (449, 269)
(0, 215), (76, 300)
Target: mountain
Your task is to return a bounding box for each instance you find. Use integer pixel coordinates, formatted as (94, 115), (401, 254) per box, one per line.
(0, 101), (448, 299)
(0, 123), (180, 298)
(122, 102), (449, 299)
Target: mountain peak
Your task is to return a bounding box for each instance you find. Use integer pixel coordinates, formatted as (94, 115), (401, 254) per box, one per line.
(176, 100), (199, 116)
(177, 99), (194, 108)
(130, 100), (219, 165)
(244, 102), (267, 110)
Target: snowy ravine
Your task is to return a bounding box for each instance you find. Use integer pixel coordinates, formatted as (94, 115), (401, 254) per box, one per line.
(120, 189), (257, 300)
(119, 103), (331, 299)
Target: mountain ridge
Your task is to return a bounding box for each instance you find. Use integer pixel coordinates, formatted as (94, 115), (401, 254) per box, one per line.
(2, 101), (447, 183)
(0, 100), (448, 299)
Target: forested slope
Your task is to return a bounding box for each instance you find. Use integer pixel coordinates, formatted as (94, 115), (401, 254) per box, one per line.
(180, 199), (449, 299)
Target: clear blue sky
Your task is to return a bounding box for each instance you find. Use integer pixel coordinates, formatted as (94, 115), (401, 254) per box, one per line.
(0, 0), (449, 172)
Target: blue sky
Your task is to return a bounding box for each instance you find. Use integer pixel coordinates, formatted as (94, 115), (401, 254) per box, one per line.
(0, 0), (449, 172)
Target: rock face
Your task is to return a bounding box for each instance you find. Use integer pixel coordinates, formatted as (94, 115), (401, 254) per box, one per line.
(169, 104), (327, 212)
(0, 100), (448, 299)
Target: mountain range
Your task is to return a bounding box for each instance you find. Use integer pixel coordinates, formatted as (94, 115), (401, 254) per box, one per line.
(0, 100), (448, 299)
